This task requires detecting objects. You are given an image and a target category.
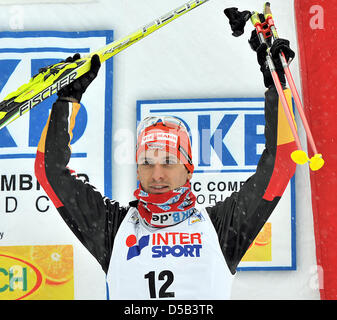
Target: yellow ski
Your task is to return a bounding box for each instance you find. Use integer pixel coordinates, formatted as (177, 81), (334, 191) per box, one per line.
(0, 0), (208, 130)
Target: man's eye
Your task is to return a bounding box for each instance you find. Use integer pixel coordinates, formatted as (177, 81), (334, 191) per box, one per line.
(164, 158), (177, 165)
(143, 159), (152, 165)
(139, 159), (150, 165)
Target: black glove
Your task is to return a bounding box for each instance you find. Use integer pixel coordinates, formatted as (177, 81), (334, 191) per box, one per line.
(249, 29), (295, 88)
(224, 7), (251, 37)
(271, 38), (295, 65)
(57, 53), (101, 102)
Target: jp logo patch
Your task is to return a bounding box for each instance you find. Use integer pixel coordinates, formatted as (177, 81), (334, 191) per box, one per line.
(126, 234), (150, 260)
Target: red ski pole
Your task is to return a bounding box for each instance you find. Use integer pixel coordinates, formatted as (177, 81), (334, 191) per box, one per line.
(263, 2), (324, 171)
(250, 12), (305, 162)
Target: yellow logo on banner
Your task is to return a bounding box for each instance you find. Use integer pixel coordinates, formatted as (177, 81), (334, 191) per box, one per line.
(0, 245), (74, 300)
(242, 223), (272, 261)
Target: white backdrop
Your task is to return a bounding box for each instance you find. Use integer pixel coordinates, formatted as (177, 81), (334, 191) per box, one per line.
(0, 0), (319, 299)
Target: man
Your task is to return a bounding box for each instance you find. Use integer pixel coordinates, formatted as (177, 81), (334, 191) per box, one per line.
(35, 28), (297, 299)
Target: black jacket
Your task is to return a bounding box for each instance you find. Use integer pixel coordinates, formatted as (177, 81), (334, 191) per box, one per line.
(35, 86), (296, 275)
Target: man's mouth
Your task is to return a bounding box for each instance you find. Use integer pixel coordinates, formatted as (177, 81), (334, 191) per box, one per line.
(149, 185), (170, 193)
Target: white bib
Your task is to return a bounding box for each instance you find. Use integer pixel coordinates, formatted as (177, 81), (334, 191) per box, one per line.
(106, 207), (234, 300)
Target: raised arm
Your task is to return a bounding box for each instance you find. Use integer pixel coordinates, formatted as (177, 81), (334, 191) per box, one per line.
(207, 32), (297, 274)
(34, 55), (127, 273)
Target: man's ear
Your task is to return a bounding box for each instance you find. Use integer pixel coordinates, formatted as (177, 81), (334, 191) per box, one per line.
(187, 171), (193, 181)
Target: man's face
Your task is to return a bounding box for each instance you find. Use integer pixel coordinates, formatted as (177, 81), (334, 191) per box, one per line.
(137, 149), (193, 194)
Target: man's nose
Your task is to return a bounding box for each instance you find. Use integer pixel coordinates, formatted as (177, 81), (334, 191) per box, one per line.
(151, 164), (165, 181)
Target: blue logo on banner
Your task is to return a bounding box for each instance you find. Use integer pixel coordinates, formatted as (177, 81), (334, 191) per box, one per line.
(0, 30), (113, 197)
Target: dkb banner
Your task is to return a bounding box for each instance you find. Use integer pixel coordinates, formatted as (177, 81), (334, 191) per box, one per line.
(0, 30), (113, 299)
(137, 98), (296, 270)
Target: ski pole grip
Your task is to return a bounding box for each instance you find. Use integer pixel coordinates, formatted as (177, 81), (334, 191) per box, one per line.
(250, 11), (266, 43)
(250, 11), (261, 28)
(263, 2), (274, 25)
(264, 2), (279, 39)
